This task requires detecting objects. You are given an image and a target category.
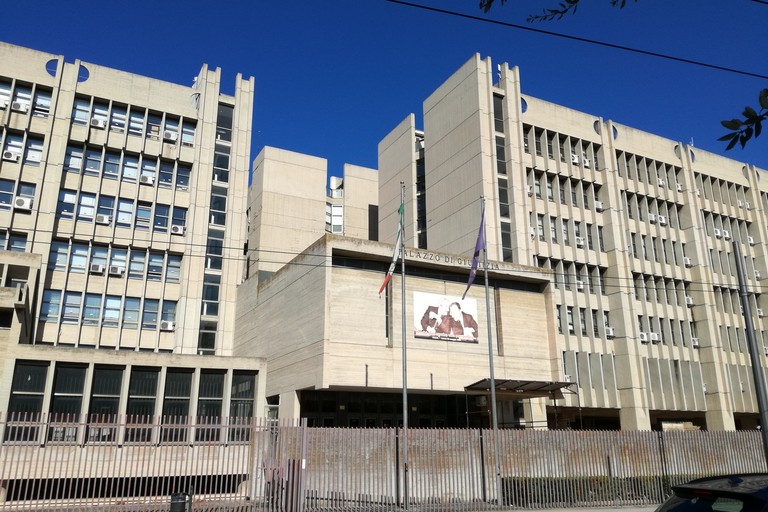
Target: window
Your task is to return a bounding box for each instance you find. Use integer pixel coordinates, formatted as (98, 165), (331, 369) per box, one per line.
(103, 295), (121, 327)
(325, 204), (343, 233)
(91, 102), (108, 125)
(142, 299), (159, 329)
(123, 297), (140, 329)
(110, 249), (127, 271)
(125, 368), (158, 442)
(161, 370), (193, 442)
(82, 293), (102, 325)
(176, 164), (191, 190)
(210, 187), (227, 225)
(213, 144), (230, 183)
(103, 151), (120, 178)
(92, 246), (109, 269)
(181, 121), (196, 146)
(198, 320), (217, 354)
(57, 189), (76, 217)
(167, 255), (182, 283)
(84, 148), (101, 175)
(110, 105), (127, 132)
(140, 158), (157, 182)
(161, 301), (177, 323)
(62, 291), (82, 323)
(216, 104), (234, 142)
(87, 366), (123, 443)
(48, 365), (86, 442)
(495, 136), (506, 175)
(500, 222), (512, 262)
(147, 252), (164, 280)
(154, 204), (169, 231)
(159, 161), (174, 187)
(8, 233), (27, 252)
(146, 113), (162, 139)
(64, 145), (83, 172)
(202, 274), (220, 316)
(6, 362), (48, 441)
(136, 202), (152, 230)
(24, 138), (43, 165)
(121, 154), (139, 181)
(72, 97), (90, 125)
(197, 371), (225, 440)
(172, 206), (187, 227)
(41, 290), (62, 321)
(0, 81), (11, 107)
(128, 108), (145, 137)
(230, 372), (256, 440)
(116, 199), (134, 226)
(77, 193), (96, 220)
(69, 244), (88, 273)
(498, 179), (509, 218)
(0, 179), (12, 210)
(97, 195), (114, 218)
(163, 117), (179, 140)
(128, 251), (146, 279)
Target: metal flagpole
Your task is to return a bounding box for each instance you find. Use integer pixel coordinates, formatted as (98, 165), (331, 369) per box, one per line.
(480, 196), (502, 505)
(399, 182), (409, 509)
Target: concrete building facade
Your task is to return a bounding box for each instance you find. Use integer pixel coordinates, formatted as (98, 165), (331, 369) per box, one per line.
(0, 42), (266, 443)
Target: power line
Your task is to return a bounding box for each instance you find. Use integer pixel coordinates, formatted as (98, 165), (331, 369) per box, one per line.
(385, 0), (768, 80)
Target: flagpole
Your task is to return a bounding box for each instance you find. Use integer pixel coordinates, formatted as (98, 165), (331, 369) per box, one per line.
(399, 182), (409, 510)
(480, 196), (502, 505)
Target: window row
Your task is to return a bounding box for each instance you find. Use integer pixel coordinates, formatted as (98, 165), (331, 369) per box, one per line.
(64, 144), (191, 189)
(526, 169), (603, 211)
(694, 172), (752, 210)
(533, 214), (606, 251)
(0, 178), (35, 211)
(637, 315), (698, 348)
(538, 258), (608, 295)
(57, 189), (187, 231)
(0, 129), (44, 165)
(615, 151), (681, 189)
(523, 125), (602, 169)
(41, 289), (176, 330)
(713, 287), (761, 321)
(0, 79), (52, 118)
(632, 273), (691, 307)
(628, 232), (690, 267)
(48, 241), (182, 283)
(71, 95), (196, 147)
(708, 249), (761, 280)
(556, 305), (612, 338)
(702, 212), (752, 245)
(6, 362), (256, 444)
(0, 230), (27, 252)
(624, 193), (684, 229)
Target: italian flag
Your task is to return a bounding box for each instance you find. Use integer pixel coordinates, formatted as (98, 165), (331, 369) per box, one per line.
(379, 202), (404, 295)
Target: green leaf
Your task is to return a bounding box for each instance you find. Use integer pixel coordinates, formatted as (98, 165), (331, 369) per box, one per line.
(721, 119), (742, 130)
(718, 133), (737, 142)
(726, 136), (739, 151)
(755, 119), (762, 139)
(744, 106), (758, 118)
(759, 89), (768, 110)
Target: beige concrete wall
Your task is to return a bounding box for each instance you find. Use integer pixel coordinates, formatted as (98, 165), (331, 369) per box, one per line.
(340, 163), (378, 240)
(378, 115), (418, 246)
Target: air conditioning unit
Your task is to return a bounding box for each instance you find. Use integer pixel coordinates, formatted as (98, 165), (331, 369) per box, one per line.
(139, 175), (155, 185)
(639, 332), (650, 344)
(676, 183), (683, 192)
(0, 99), (7, 109)
(685, 295), (694, 307)
(650, 332), (660, 343)
(108, 265), (125, 277)
(648, 213), (657, 224)
(10, 101), (28, 113)
(692, 338), (700, 348)
(575, 236), (585, 247)
(571, 154), (579, 165)
(95, 214), (112, 225)
(13, 196), (32, 211)
(594, 201), (604, 212)
(658, 215), (667, 226)
(764, 347), (768, 357)
(582, 154), (591, 168)
(757, 270), (762, 280)
(758, 308), (765, 318)
(714, 228), (722, 238)
(575, 280), (585, 291)
(605, 326), (615, 338)
(163, 130), (178, 142)
(89, 263), (105, 274)
(738, 200), (744, 208)
(90, 118), (107, 129)
(684, 256), (693, 268)
(527, 185), (533, 197)
(723, 230), (731, 240)
(529, 227), (536, 239)
(657, 178), (665, 187)
(746, 201), (752, 210)
(2, 150), (20, 162)
(160, 320), (176, 331)
(171, 224), (186, 235)
(749, 236), (756, 246)
(563, 374), (572, 383)
(696, 189), (701, 197)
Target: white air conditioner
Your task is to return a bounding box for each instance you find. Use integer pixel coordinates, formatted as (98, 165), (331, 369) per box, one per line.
(757, 270), (762, 280)
(163, 130), (178, 142)
(529, 227), (536, 239)
(676, 183), (683, 192)
(749, 236), (756, 246)
(648, 213), (657, 224)
(696, 189), (701, 197)
(684, 256), (693, 268)
(89, 263), (105, 274)
(594, 201), (604, 212)
(650, 332), (660, 343)
(582, 154), (591, 168)
(160, 320), (176, 332)
(738, 200), (744, 208)
(685, 295), (694, 307)
(764, 347), (768, 357)
(746, 201), (752, 210)
(714, 228), (722, 238)
(658, 215), (667, 226)
(0, 99), (7, 109)
(2, 150), (20, 162)
(605, 326), (615, 338)
(90, 118), (107, 129)
(13, 196), (32, 211)
(639, 332), (649, 344)
(527, 185), (533, 197)
(171, 224), (186, 235)
(575, 236), (585, 247)
(108, 265), (125, 277)
(758, 308), (765, 318)
(575, 280), (585, 291)
(571, 154), (579, 165)
(10, 101), (28, 113)
(723, 230), (731, 240)
(139, 175), (155, 185)
(692, 338), (700, 348)
(95, 214), (112, 225)
(563, 374), (572, 383)
(657, 178), (665, 187)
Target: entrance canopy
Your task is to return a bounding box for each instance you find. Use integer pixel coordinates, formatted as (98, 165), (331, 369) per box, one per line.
(465, 378), (572, 400)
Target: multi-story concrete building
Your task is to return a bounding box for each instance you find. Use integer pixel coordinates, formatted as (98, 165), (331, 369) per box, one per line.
(0, 42), (266, 443)
(379, 53), (768, 431)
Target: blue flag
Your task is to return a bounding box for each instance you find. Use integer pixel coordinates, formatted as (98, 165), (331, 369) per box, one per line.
(462, 203), (485, 300)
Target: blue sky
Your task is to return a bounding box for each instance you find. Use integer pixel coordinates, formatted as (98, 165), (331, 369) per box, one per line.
(3, 1), (766, 175)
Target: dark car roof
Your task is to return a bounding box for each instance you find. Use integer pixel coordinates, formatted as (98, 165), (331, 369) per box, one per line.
(673, 474), (768, 501)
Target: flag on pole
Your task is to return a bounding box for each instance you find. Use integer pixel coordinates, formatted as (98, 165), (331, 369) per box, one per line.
(462, 202), (485, 300)
(379, 201), (404, 295)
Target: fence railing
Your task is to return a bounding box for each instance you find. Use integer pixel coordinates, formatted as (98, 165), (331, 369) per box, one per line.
(0, 413), (764, 511)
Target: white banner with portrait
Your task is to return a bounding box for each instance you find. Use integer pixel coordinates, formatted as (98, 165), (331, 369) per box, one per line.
(413, 291), (479, 343)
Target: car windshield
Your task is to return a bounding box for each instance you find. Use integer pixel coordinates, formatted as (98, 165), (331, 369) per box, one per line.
(658, 494), (756, 512)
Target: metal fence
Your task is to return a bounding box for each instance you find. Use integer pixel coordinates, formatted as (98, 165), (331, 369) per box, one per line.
(0, 413), (765, 511)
